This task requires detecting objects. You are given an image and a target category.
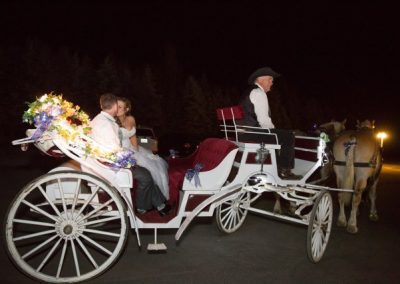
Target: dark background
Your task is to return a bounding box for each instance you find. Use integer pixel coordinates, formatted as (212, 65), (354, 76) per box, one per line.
(1, 0), (398, 158)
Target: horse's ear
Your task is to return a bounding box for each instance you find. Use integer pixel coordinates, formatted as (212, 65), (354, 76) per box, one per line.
(342, 118), (347, 125)
(372, 120), (375, 128)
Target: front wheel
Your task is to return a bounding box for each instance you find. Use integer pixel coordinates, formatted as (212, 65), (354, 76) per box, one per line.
(307, 190), (333, 263)
(215, 190), (251, 234)
(4, 171), (128, 283)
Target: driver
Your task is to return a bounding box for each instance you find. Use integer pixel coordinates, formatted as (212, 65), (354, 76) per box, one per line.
(239, 67), (301, 179)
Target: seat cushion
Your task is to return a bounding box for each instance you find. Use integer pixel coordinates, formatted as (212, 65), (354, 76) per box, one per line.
(193, 138), (237, 171)
(167, 138), (237, 206)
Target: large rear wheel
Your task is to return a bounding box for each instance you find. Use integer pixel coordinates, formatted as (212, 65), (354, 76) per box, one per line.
(4, 171), (128, 283)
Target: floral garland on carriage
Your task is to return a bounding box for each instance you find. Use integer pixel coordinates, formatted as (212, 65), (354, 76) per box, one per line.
(23, 93), (136, 169)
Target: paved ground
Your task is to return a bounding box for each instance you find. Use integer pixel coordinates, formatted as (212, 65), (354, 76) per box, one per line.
(1, 148), (399, 283)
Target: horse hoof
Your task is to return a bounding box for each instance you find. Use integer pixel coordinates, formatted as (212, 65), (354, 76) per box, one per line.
(347, 226), (358, 234)
(337, 220), (347, 227)
(369, 213), (379, 222)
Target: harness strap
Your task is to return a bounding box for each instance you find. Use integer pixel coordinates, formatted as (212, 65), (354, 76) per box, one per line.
(333, 161), (376, 168)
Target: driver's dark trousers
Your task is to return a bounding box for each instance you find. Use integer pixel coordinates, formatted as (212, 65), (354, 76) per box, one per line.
(238, 128), (295, 169)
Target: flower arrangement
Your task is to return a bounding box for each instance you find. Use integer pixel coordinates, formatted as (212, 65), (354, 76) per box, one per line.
(23, 93), (135, 169)
(23, 93), (91, 141)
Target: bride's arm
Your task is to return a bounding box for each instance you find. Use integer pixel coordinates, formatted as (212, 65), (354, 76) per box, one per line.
(127, 116), (139, 150)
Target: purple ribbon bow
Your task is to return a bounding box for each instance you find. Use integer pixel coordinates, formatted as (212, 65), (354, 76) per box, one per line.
(31, 112), (53, 140)
(185, 163), (203, 187)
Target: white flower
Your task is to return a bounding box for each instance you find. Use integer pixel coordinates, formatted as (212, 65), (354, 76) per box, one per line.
(39, 94), (48, 102)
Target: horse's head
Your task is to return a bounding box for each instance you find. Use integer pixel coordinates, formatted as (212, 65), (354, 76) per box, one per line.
(319, 119), (346, 138)
(356, 119), (375, 130)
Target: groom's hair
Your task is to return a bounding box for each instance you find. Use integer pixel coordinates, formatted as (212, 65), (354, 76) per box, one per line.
(100, 93), (117, 110)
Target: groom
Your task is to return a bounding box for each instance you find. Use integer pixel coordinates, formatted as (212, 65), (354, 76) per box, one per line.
(90, 93), (171, 216)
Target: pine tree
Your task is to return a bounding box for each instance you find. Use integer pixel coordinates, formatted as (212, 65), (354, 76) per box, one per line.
(97, 56), (121, 94)
(182, 76), (214, 136)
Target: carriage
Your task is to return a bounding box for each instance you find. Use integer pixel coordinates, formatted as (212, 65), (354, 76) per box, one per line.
(5, 101), (352, 283)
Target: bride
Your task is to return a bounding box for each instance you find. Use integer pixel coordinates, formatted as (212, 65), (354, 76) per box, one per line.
(116, 97), (169, 199)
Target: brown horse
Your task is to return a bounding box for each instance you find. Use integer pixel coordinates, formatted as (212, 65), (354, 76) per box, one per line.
(333, 121), (382, 233)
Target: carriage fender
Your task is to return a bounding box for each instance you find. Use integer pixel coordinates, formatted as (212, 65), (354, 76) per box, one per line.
(175, 183), (242, 241)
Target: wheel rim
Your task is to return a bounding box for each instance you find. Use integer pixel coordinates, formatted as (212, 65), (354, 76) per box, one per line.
(5, 171), (128, 283)
(216, 191), (250, 233)
(307, 191), (333, 263)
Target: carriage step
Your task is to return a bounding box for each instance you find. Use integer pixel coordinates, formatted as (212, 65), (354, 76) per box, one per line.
(147, 228), (167, 252)
(147, 243), (167, 252)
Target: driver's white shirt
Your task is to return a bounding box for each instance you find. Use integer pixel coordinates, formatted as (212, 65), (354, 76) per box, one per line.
(90, 111), (121, 152)
(250, 83), (275, 129)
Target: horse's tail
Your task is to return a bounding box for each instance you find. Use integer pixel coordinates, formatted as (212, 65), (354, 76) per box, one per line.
(342, 136), (357, 205)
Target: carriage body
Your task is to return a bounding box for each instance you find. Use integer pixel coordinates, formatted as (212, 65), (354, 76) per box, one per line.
(6, 108), (342, 283)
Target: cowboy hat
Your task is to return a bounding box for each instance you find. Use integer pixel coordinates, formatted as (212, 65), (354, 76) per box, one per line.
(248, 67), (280, 84)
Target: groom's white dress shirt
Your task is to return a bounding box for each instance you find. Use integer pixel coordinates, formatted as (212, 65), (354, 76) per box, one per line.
(90, 111), (121, 152)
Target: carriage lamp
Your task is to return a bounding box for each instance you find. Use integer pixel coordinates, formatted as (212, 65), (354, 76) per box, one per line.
(376, 132), (387, 148)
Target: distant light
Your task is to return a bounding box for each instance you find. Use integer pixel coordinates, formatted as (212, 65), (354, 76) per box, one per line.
(376, 131), (388, 148)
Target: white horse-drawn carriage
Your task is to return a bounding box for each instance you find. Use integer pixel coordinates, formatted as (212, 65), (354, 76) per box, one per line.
(5, 99), (352, 283)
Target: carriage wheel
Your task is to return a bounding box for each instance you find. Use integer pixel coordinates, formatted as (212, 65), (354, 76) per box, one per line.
(4, 171), (128, 283)
(215, 190), (251, 234)
(307, 190), (333, 263)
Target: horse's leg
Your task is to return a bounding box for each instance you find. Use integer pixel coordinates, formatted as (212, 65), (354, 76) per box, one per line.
(337, 174), (347, 227)
(347, 178), (367, 234)
(368, 178), (379, 221)
(273, 193), (282, 214)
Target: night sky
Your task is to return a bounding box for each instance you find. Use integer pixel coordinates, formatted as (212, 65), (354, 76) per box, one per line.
(1, 0), (399, 154)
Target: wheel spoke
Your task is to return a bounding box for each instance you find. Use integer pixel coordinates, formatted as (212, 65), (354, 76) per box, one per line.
(220, 209), (231, 223)
(221, 207), (231, 222)
(56, 239), (68, 278)
(231, 211), (238, 229)
(79, 234), (112, 256)
(57, 178), (68, 219)
(70, 239), (81, 277)
(13, 230), (56, 242)
(70, 178), (82, 218)
(74, 186), (99, 221)
(83, 228), (121, 238)
(13, 218), (55, 228)
(239, 193), (248, 202)
(22, 235), (59, 259)
(79, 199), (113, 222)
(228, 211), (235, 229)
(76, 237), (98, 268)
(21, 200), (59, 222)
(316, 233), (322, 257)
(37, 237), (62, 272)
(223, 211), (233, 228)
(220, 206), (231, 213)
(38, 185), (63, 218)
(85, 216), (121, 227)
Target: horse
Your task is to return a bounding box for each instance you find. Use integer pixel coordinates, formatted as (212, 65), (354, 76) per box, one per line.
(312, 119), (347, 183)
(333, 120), (382, 233)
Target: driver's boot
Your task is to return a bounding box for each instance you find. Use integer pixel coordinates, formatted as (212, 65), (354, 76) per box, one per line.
(279, 168), (302, 180)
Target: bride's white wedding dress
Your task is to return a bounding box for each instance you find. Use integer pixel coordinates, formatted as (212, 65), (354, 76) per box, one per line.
(120, 127), (169, 199)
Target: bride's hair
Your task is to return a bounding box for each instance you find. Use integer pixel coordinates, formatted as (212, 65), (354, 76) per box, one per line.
(117, 97), (132, 115)
(116, 97), (132, 127)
